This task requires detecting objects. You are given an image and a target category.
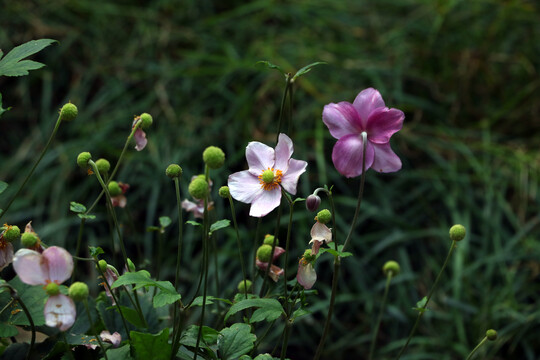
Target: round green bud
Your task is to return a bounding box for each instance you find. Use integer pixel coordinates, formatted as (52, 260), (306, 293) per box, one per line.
(237, 279), (252, 293)
(166, 164), (182, 178)
(3, 225), (21, 242)
(263, 234), (278, 246)
(303, 249), (315, 262)
(60, 103), (78, 122)
(256, 244), (273, 263)
(218, 186), (230, 198)
(98, 260), (108, 272)
(127, 258), (136, 272)
(140, 113), (153, 129)
(69, 282), (89, 301)
(261, 169), (275, 184)
(382, 260), (400, 276)
(95, 158), (111, 174)
(486, 329), (497, 341)
(449, 224), (466, 242)
(21, 232), (38, 248)
(188, 178), (209, 200)
(202, 146), (225, 169)
(45, 282), (60, 296)
(108, 181), (122, 196)
(77, 152), (92, 169)
(316, 209), (332, 224)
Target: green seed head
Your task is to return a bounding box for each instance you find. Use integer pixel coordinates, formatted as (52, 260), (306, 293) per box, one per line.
(77, 152), (92, 169)
(188, 178), (209, 200)
(3, 225), (21, 242)
(237, 279), (252, 293)
(263, 234), (278, 246)
(303, 249), (315, 262)
(45, 282), (60, 296)
(382, 260), (401, 276)
(256, 244), (273, 263)
(95, 158), (111, 174)
(59, 103), (78, 122)
(98, 260), (108, 272)
(69, 282), (89, 301)
(21, 232), (38, 248)
(140, 113), (153, 129)
(261, 169), (275, 184)
(218, 186), (230, 198)
(108, 181), (122, 196)
(166, 164), (182, 178)
(316, 209), (332, 224)
(486, 329), (497, 341)
(203, 146), (225, 169)
(449, 224), (466, 242)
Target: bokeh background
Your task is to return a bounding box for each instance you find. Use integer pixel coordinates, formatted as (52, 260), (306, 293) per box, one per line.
(1, 0), (539, 359)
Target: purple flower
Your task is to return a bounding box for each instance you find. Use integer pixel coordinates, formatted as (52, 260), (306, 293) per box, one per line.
(228, 133), (307, 217)
(322, 88), (404, 177)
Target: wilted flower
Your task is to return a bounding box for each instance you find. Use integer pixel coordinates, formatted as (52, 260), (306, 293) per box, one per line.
(322, 88), (404, 177)
(0, 230), (14, 271)
(99, 264), (119, 305)
(132, 117), (148, 151)
(22, 221), (44, 252)
(297, 258), (317, 290)
(256, 246), (285, 282)
(309, 221), (332, 255)
(228, 133), (307, 217)
(100, 330), (122, 347)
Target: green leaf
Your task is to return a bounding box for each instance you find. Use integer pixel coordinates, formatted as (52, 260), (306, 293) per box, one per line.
(89, 246), (104, 257)
(116, 305), (146, 328)
(70, 201), (86, 213)
(0, 180), (8, 195)
(131, 328), (171, 360)
(186, 220), (201, 227)
(103, 344), (133, 360)
(112, 271), (181, 308)
(413, 296), (429, 312)
(224, 298), (285, 323)
(218, 323), (256, 360)
(159, 216), (171, 228)
(146, 226), (161, 232)
(0, 323), (18, 337)
(209, 219), (230, 235)
(256, 60), (285, 75)
(254, 355), (281, 360)
(77, 214), (96, 220)
(189, 296), (232, 307)
(291, 307), (311, 321)
(0, 39), (57, 77)
(0, 276), (46, 327)
(318, 244), (353, 259)
(64, 333), (98, 347)
(291, 61), (327, 81)
(0, 93), (11, 118)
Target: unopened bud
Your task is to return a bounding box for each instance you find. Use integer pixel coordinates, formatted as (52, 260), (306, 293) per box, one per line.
(316, 209), (331, 224)
(95, 158), (111, 174)
(382, 260), (400, 276)
(69, 282), (89, 301)
(486, 329), (497, 341)
(306, 194), (321, 212)
(218, 186), (230, 198)
(60, 103), (78, 122)
(77, 152), (92, 169)
(166, 164), (182, 178)
(203, 146), (225, 169)
(237, 279), (252, 293)
(140, 113), (153, 129)
(449, 224), (466, 242)
(263, 234), (278, 246)
(188, 177), (209, 200)
(256, 244), (273, 263)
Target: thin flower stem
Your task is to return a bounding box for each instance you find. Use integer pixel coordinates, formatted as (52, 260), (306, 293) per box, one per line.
(281, 189), (294, 300)
(0, 284), (35, 360)
(228, 195), (248, 299)
(465, 336), (488, 360)
(368, 271), (394, 360)
(275, 74), (291, 144)
(171, 177), (185, 358)
(0, 115), (62, 222)
(259, 205), (282, 297)
(71, 218), (87, 283)
(287, 79), (294, 135)
(395, 240), (457, 360)
(280, 319), (292, 360)
(83, 299), (109, 360)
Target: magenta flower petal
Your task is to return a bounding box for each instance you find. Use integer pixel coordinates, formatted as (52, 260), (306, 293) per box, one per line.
(42, 246), (73, 284)
(228, 170), (264, 204)
(13, 249), (49, 285)
(371, 143), (402, 173)
(366, 107), (404, 144)
(331, 134), (375, 178)
(322, 102), (362, 139)
(246, 141), (275, 176)
(44, 294), (76, 331)
(352, 88), (385, 128)
(0, 242), (14, 271)
(297, 260), (317, 290)
(249, 188), (281, 217)
(134, 128), (147, 151)
(280, 158), (307, 195)
(274, 134), (294, 171)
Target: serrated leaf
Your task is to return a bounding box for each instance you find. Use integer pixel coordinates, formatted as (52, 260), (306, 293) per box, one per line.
(0, 39), (57, 77)
(159, 216), (171, 228)
(70, 201), (86, 213)
(224, 298), (284, 323)
(0, 180), (8, 195)
(292, 61), (327, 81)
(209, 219), (230, 235)
(0, 93), (11, 118)
(291, 307), (311, 320)
(89, 246), (104, 257)
(131, 328), (171, 360)
(256, 60), (285, 75)
(218, 323), (256, 360)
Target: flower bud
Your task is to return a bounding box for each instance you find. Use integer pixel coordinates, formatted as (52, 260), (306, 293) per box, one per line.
(95, 158), (111, 174)
(140, 113), (153, 129)
(69, 282), (89, 301)
(382, 260), (400, 276)
(203, 146), (225, 169)
(108, 181), (122, 197)
(45, 282), (60, 296)
(188, 177), (209, 200)
(237, 279), (252, 293)
(449, 224), (466, 242)
(303, 249), (315, 262)
(316, 209), (331, 224)
(21, 232), (38, 248)
(59, 103), (78, 122)
(256, 244), (273, 263)
(3, 225), (20, 242)
(77, 152), (92, 169)
(218, 186), (230, 198)
(98, 259), (108, 272)
(263, 234), (278, 246)
(306, 194), (321, 212)
(126, 258), (136, 272)
(486, 329), (497, 341)
(166, 164), (182, 178)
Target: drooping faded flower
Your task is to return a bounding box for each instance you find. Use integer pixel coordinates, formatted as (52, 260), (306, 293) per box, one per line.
(13, 246), (76, 331)
(297, 259), (317, 290)
(228, 133), (307, 217)
(255, 245), (286, 282)
(0, 231), (14, 271)
(132, 117), (147, 151)
(322, 88), (404, 177)
(309, 221), (333, 256)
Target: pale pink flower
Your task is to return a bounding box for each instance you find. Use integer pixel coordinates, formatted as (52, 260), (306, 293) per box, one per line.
(0, 235), (14, 271)
(256, 246), (285, 282)
(100, 265), (119, 305)
(111, 182), (129, 208)
(132, 118), (147, 151)
(228, 133), (307, 217)
(100, 330), (122, 347)
(297, 258), (317, 290)
(309, 221), (332, 255)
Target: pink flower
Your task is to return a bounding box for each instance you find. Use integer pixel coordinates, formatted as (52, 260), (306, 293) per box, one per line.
(132, 118), (147, 151)
(228, 133), (307, 217)
(256, 246), (285, 282)
(297, 258), (317, 290)
(100, 265), (119, 305)
(309, 221), (332, 255)
(13, 246), (76, 331)
(111, 182), (129, 208)
(0, 233), (14, 271)
(322, 88), (404, 177)
(100, 330), (122, 347)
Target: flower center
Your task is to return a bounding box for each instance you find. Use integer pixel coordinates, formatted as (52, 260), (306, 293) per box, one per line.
(258, 168), (283, 191)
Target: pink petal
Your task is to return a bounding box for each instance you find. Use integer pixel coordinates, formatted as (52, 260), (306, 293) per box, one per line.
(371, 142), (402, 173)
(271, 246), (285, 261)
(322, 102), (363, 139)
(366, 107), (404, 144)
(352, 88), (385, 128)
(310, 222), (332, 243)
(0, 242), (14, 271)
(134, 128), (147, 151)
(100, 330), (122, 347)
(274, 133), (294, 171)
(331, 133), (375, 178)
(249, 187), (281, 217)
(181, 199), (204, 218)
(44, 294), (76, 331)
(311, 241), (322, 256)
(256, 260), (284, 282)
(111, 195), (127, 208)
(228, 170), (264, 204)
(280, 158), (307, 195)
(297, 260), (317, 290)
(245, 141), (275, 176)
(13, 249), (48, 285)
(42, 247), (73, 284)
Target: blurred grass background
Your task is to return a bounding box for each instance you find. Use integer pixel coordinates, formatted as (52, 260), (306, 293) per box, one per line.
(0, 0), (539, 359)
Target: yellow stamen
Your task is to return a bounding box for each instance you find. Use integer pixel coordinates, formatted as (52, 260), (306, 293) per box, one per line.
(258, 167), (283, 191)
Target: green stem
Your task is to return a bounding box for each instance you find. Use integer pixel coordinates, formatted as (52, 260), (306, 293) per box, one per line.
(171, 177), (185, 358)
(228, 195), (248, 299)
(465, 337), (488, 360)
(260, 205), (282, 297)
(287, 78), (294, 135)
(0, 115), (62, 222)
(71, 218), (87, 282)
(0, 285), (35, 360)
(83, 299), (109, 360)
(395, 240), (457, 360)
(275, 74), (291, 143)
(281, 190), (294, 300)
(280, 320), (292, 360)
(368, 271), (394, 360)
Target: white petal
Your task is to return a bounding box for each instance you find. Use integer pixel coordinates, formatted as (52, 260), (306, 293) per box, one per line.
(246, 141), (275, 176)
(274, 133), (294, 171)
(280, 158), (307, 195)
(44, 294), (76, 331)
(249, 188), (281, 217)
(228, 170), (264, 204)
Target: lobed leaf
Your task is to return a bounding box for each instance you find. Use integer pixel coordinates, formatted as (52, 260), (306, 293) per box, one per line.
(218, 323), (256, 360)
(0, 39), (57, 77)
(224, 298), (284, 323)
